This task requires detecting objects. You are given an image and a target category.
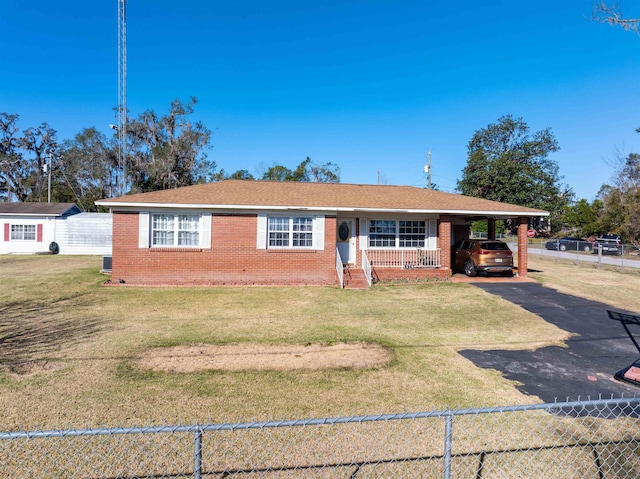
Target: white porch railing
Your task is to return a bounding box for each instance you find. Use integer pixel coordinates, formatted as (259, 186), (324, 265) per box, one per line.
(361, 250), (372, 287)
(335, 248), (344, 288)
(365, 248), (441, 269)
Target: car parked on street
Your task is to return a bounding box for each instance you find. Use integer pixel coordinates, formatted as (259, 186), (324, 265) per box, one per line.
(593, 234), (623, 255)
(545, 237), (593, 253)
(452, 239), (513, 277)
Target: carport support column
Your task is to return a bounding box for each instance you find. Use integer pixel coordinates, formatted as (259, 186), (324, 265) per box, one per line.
(517, 217), (529, 278)
(487, 218), (496, 240)
(438, 215), (452, 272)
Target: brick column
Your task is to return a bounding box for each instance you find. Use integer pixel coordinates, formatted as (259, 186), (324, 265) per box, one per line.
(487, 218), (496, 240)
(517, 217), (529, 277)
(438, 216), (452, 271)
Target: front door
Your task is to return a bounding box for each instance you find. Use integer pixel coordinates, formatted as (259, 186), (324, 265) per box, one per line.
(336, 218), (356, 264)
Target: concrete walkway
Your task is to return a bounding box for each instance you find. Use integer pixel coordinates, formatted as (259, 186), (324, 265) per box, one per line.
(460, 282), (640, 402)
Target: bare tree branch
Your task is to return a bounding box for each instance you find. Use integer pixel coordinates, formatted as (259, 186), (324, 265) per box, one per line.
(592, 1), (640, 35)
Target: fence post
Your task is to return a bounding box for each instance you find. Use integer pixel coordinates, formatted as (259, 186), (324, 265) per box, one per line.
(194, 427), (203, 479)
(540, 239), (543, 260)
(443, 411), (453, 479)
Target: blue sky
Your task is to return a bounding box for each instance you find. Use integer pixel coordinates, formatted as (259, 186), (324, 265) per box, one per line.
(2, 0), (639, 200)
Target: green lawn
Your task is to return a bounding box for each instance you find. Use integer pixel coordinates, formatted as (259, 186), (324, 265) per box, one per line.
(2, 254), (635, 430)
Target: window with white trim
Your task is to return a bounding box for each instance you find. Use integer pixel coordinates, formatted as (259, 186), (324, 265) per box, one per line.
(399, 220), (425, 247)
(268, 216), (313, 248)
(151, 214), (200, 247)
(368, 220), (396, 247)
(11, 224), (36, 241)
(369, 219), (426, 248)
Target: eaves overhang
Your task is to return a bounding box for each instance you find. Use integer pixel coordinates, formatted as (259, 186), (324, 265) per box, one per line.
(0, 212), (63, 217)
(94, 201), (549, 217)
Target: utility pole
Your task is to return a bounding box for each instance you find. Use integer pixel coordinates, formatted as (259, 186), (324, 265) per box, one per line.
(47, 153), (52, 203)
(117, 0), (127, 197)
(41, 154), (53, 203)
(424, 149), (432, 189)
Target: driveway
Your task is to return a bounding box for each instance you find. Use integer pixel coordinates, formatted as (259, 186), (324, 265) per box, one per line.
(460, 282), (640, 402)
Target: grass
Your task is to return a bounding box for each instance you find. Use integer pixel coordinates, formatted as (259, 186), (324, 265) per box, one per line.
(527, 255), (640, 313)
(0, 254), (636, 430)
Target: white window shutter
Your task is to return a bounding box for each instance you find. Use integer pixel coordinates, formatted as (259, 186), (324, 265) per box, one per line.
(256, 214), (267, 249)
(201, 213), (212, 249)
(428, 219), (437, 249)
(314, 215), (325, 250)
(139, 212), (150, 248)
(359, 218), (368, 250)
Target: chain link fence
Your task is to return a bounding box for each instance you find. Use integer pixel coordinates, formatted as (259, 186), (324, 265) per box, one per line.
(1, 396), (639, 478)
(525, 238), (640, 271)
(468, 233), (640, 270)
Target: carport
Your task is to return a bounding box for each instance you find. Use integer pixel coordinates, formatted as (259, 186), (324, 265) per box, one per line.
(453, 215), (538, 278)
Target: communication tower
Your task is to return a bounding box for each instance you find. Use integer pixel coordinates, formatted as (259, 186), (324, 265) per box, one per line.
(116, 0), (127, 196)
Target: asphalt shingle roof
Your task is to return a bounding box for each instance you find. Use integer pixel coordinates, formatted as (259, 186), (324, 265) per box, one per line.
(96, 180), (548, 216)
(0, 202), (81, 216)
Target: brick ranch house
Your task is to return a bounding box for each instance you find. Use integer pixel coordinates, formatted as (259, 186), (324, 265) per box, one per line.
(95, 180), (548, 287)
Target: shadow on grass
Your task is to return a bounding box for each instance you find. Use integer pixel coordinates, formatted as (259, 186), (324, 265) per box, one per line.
(0, 295), (104, 374)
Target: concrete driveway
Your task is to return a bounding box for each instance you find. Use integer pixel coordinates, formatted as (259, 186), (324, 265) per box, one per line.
(460, 282), (640, 402)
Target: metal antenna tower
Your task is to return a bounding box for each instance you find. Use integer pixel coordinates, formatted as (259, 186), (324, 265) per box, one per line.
(117, 0), (127, 196)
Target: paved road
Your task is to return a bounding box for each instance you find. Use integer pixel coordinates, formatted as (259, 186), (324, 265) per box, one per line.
(460, 282), (640, 402)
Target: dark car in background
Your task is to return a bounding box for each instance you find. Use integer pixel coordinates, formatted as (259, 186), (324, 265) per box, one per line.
(545, 237), (593, 253)
(593, 234), (623, 255)
(452, 239), (513, 277)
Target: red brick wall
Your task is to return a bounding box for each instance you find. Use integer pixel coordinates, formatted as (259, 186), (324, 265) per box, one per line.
(373, 267), (451, 283)
(111, 211), (459, 287)
(111, 212), (338, 286)
(438, 215), (452, 271)
(517, 217), (529, 277)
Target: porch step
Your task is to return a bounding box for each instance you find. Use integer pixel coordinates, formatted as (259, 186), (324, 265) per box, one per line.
(343, 267), (370, 289)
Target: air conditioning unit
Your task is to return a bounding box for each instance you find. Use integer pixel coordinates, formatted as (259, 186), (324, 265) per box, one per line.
(101, 255), (112, 273)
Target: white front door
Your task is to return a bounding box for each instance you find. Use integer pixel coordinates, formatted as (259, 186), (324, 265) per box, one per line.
(336, 218), (356, 264)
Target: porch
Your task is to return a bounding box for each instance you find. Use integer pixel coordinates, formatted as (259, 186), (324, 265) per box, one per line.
(337, 248), (444, 288)
(365, 248), (441, 269)
(335, 214), (536, 288)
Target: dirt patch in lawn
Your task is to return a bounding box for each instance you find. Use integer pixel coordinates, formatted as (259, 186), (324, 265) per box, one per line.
(137, 342), (392, 373)
(1, 359), (64, 376)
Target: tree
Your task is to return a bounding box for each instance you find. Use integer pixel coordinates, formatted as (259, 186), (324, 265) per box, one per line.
(20, 123), (59, 202)
(0, 113), (20, 201)
(306, 159), (340, 183)
(562, 198), (601, 238)
(212, 169), (255, 181)
(125, 97), (214, 193)
(57, 128), (118, 211)
(619, 152), (640, 191)
(261, 157), (340, 183)
(262, 164), (295, 181)
(0, 113), (60, 202)
(596, 152), (640, 242)
(591, 1), (640, 35)
(228, 169), (254, 180)
(597, 185), (626, 234)
(457, 115), (572, 234)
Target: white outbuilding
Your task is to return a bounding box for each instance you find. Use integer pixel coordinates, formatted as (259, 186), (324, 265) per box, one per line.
(0, 203), (112, 255)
